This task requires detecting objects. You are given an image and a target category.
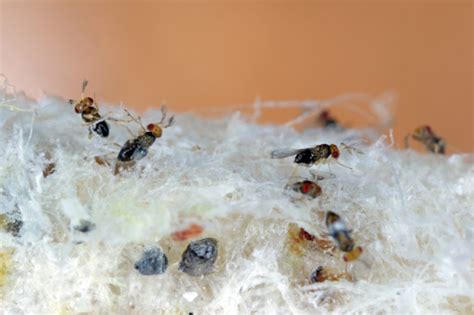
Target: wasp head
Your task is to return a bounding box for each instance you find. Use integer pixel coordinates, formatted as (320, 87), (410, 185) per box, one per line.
(413, 125), (434, 140)
(147, 123), (163, 138)
(329, 144), (340, 159)
(74, 97), (94, 114)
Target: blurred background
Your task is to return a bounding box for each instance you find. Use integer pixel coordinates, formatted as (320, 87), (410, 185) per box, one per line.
(1, 0), (472, 151)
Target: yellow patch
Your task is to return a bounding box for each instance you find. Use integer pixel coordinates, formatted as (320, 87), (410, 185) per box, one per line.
(0, 250), (13, 287)
(343, 246), (363, 262)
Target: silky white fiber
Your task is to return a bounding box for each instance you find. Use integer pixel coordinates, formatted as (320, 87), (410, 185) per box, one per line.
(0, 90), (473, 314)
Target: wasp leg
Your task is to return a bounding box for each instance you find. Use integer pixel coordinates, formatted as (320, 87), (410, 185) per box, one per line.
(81, 79), (88, 98)
(286, 165), (301, 185)
(341, 143), (364, 155)
(309, 170), (336, 181)
(87, 125), (94, 139)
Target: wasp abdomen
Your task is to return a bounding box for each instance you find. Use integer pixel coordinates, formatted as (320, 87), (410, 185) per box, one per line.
(118, 140), (142, 162)
(92, 120), (109, 137)
(294, 149), (315, 165)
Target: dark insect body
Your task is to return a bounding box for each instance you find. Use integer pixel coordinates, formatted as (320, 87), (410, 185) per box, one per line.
(92, 120), (110, 137)
(116, 106), (174, 166)
(325, 211), (363, 262)
(134, 247), (168, 276)
(117, 132), (156, 162)
(179, 238), (218, 277)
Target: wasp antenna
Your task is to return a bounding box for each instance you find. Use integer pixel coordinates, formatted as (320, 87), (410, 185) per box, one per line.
(122, 108), (146, 132)
(159, 105), (168, 124)
(341, 143), (364, 155)
(164, 115), (175, 128)
(82, 80), (88, 93)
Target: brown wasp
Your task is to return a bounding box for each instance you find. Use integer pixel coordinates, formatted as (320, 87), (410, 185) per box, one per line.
(325, 211), (362, 262)
(69, 80), (110, 138)
(271, 143), (361, 169)
(114, 106), (174, 174)
(405, 125), (446, 154)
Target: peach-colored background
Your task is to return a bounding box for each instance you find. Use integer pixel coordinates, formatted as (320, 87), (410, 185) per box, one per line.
(1, 0), (473, 152)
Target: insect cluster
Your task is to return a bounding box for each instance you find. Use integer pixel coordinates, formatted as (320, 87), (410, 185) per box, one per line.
(0, 83), (454, 312)
(67, 80), (175, 174)
(271, 131), (366, 283)
(272, 110), (446, 285)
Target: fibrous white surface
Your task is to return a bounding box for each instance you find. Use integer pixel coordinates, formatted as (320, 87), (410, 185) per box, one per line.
(0, 93), (473, 314)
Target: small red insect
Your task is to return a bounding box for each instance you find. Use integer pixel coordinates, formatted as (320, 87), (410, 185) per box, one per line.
(287, 224), (335, 256)
(171, 224), (204, 241)
(287, 180), (322, 199)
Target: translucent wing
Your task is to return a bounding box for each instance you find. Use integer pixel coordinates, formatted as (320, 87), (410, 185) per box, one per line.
(271, 148), (304, 159)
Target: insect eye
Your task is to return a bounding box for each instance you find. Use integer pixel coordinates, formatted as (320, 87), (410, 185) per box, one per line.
(302, 182), (312, 193)
(319, 110), (330, 120)
(147, 123), (155, 131)
(330, 145), (340, 158)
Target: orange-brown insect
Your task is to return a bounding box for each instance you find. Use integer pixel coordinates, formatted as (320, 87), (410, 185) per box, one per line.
(326, 211), (363, 262)
(287, 223), (335, 256)
(287, 180), (322, 199)
(406, 125), (446, 154)
(69, 80), (109, 138)
(310, 266), (352, 283)
(171, 224), (204, 241)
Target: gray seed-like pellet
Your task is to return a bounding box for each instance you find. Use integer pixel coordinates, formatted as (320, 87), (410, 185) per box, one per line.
(179, 237), (218, 277)
(134, 247), (168, 276)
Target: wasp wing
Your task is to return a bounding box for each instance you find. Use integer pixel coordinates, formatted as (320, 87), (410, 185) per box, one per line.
(270, 148), (305, 159)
